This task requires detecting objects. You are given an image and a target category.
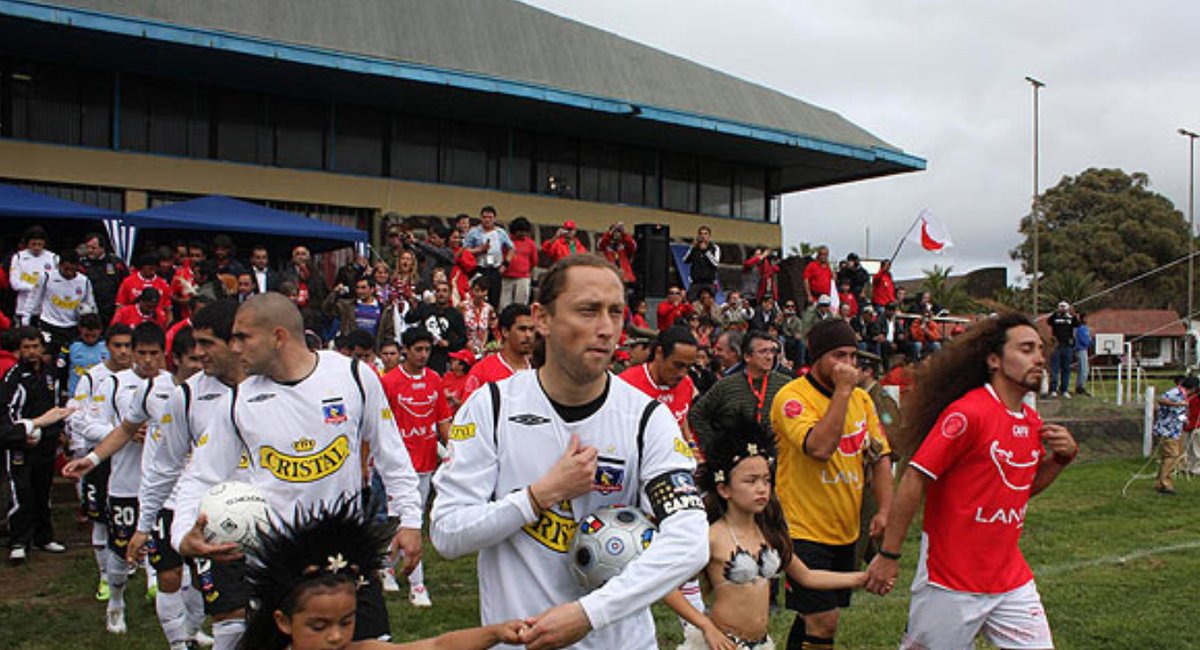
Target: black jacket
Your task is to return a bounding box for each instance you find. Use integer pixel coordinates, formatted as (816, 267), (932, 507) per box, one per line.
(0, 361), (60, 452)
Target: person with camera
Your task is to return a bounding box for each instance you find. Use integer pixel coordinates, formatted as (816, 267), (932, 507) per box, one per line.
(743, 247), (781, 303)
(542, 220), (589, 265)
(597, 221), (638, 292)
(683, 226), (720, 301)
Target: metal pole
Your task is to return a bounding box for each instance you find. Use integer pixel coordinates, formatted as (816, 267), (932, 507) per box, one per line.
(1180, 128), (1198, 368)
(1027, 77), (1045, 316)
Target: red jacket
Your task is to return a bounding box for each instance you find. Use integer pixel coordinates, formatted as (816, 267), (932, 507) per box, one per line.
(742, 252), (780, 302)
(656, 300), (694, 330)
(597, 231), (637, 283)
(541, 236), (588, 265)
(872, 269), (895, 306)
(111, 304), (168, 329)
(116, 273), (172, 310)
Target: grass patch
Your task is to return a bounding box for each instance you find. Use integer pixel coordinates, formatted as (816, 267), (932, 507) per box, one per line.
(1, 458), (1195, 649)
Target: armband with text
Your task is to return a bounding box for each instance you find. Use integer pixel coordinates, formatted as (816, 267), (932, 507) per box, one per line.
(645, 470), (703, 521)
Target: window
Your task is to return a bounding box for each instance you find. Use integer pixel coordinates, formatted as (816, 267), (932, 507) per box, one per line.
(698, 159), (733, 217)
(334, 104), (384, 176)
(215, 89), (270, 165)
(442, 121), (500, 188)
(535, 133), (577, 197)
(619, 146), (656, 207)
(579, 141), (620, 203)
(121, 75), (211, 158)
(275, 96), (326, 170)
(8, 60), (110, 148)
(502, 129), (533, 192)
(391, 114), (439, 182)
(661, 153), (697, 212)
(735, 165), (767, 221)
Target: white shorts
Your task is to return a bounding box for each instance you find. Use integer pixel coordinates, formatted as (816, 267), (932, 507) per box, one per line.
(678, 623), (774, 650)
(903, 578), (1053, 650)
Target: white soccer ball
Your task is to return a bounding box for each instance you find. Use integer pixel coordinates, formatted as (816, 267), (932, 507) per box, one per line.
(569, 505), (657, 591)
(199, 481), (271, 548)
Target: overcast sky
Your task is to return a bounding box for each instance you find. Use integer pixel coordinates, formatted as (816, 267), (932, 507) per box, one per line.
(520, 0), (1199, 283)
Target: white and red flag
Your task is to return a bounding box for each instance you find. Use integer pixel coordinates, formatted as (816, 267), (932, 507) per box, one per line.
(906, 209), (954, 252)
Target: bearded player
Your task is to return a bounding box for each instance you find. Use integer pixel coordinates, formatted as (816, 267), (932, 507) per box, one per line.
(864, 313), (1077, 649)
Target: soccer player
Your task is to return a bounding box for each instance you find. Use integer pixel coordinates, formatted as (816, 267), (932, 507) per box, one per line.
(770, 319), (893, 650)
(431, 254), (708, 650)
(380, 328), (452, 606)
(67, 323), (133, 598)
(864, 313), (1078, 649)
(9, 225), (57, 326)
(170, 293), (424, 644)
(462, 303), (536, 399)
(34, 251), (97, 367)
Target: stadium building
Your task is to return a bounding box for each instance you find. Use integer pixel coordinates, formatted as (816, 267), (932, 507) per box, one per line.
(0, 0), (923, 289)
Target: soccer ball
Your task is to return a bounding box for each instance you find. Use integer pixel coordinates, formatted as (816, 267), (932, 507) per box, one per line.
(569, 505), (657, 591)
(199, 481), (270, 548)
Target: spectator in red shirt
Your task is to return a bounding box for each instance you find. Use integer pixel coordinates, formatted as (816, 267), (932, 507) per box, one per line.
(742, 248), (781, 303)
(116, 253), (171, 312)
(656, 285), (694, 330)
(463, 303), (536, 398)
(837, 279), (859, 318)
(597, 222), (638, 288)
(441, 348), (475, 413)
(500, 217), (539, 309)
(540, 220), (589, 264)
(802, 245), (834, 305)
(872, 259), (896, 310)
(111, 288), (168, 329)
(447, 230), (477, 307)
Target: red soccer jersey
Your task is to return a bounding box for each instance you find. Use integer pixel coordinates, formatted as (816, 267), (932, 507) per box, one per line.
(618, 363), (695, 430)
(116, 273), (171, 309)
(381, 367), (452, 474)
(441, 371), (469, 413)
(802, 262), (832, 299)
(463, 353), (527, 399)
(909, 384), (1043, 594)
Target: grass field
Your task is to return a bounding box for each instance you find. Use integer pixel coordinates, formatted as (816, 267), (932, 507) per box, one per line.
(1, 451), (1197, 649)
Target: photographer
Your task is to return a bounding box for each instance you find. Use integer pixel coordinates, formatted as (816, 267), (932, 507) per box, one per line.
(541, 220), (589, 265)
(742, 247), (781, 303)
(683, 225), (720, 300)
(597, 221), (638, 290)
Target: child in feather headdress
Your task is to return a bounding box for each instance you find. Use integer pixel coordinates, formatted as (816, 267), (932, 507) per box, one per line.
(239, 495), (522, 650)
(664, 416), (867, 650)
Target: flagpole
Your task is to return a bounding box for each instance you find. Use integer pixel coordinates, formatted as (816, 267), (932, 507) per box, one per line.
(889, 213), (924, 265)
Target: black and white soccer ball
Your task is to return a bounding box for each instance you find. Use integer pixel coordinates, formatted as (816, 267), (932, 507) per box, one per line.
(569, 505), (657, 591)
(199, 481), (270, 548)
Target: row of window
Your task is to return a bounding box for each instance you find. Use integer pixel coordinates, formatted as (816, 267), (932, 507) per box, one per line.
(0, 57), (777, 221)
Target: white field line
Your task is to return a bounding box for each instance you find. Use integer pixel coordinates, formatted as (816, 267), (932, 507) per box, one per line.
(1033, 539), (1200, 577)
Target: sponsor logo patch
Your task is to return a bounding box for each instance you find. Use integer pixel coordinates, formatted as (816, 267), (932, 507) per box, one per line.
(673, 438), (694, 458)
(246, 392), (276, 403)
(941, 412), (968, 439)
(509, 413), (551, 426)
(259, 434), (350, 483)
(197, 393), (223, 402)
(522, 500), (576, 553)
(449, 423), (477, 441)
(783, 399), (804, 418)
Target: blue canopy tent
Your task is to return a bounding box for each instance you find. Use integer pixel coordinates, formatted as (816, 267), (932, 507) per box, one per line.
(122, 195), (369, 262)
(0, 182), (128, 256)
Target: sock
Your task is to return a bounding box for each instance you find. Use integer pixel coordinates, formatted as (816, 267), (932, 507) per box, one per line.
(787, 616), (806, 650)
(181, 566), (206, 633)
(407, 560), (425, 589)
(156, 589), (190, 645)
(106, 550), (130, 611)
(145, 557), (158, 589)
(107, 580), (127, 613)
(213, 618), (246, 650)
(93, 547), (108, 583)
(801, 635), (834, 650)
(92, 523), (108, 581)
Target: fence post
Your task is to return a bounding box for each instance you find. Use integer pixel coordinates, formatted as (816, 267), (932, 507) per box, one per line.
(1116, 362), (1124, 406)
(1143, 386), (1155, 458)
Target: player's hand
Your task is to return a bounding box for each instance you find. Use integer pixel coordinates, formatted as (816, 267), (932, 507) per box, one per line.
(702, 623), (737, 650)
(32, 406), (76, 429)
(62, 456), (96, 479)
(868, 511), (887, 539)
(132, 422), (148, 444)
(126, 531), (150, 564)
(488, 620), (527, 644)
(534, 434), (598, 504)
(831, 361), (859, 391)
(1040, 423), (1078, 460)
(389, 527), (423, 576)
(864, 554), (899, 596)
(179, 513), (243, 562)
(519, 601), (592, 650)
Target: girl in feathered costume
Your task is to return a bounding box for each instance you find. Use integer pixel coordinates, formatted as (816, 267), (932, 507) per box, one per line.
(664, 416), (867, 650)
(239, 495), (522, 650)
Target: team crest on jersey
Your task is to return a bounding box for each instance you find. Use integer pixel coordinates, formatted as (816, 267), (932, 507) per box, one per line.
(322, 398), (348, 424)
(593, 456), (626, 494)
(522, 500), (576, 553)
(941, 412), (967, 439)
(259, 434), (350, 483)
(509, 413), (551, 426)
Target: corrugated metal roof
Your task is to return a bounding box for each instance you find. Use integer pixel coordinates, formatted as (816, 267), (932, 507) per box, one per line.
(30, 0), (911, 157)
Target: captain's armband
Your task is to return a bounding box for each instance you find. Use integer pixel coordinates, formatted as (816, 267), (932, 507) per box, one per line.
(645, 470), (703, 521)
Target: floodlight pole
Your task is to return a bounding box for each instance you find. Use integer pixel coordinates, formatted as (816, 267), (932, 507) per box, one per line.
(1181, 127), (1198, 368)
(1026, 76), (1045, 316)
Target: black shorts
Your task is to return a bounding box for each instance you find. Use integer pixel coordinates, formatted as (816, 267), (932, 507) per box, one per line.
(81, 459), (110, 523)
(106, 496), (138, 555)
(353, 572), (391, 641)
(147, 508), (183, 571)
(194, 557), (252, 616)
(785, 539), (856, 614)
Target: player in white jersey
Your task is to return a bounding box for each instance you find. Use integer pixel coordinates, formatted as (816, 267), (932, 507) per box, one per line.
(34, 251), (97, 358)
(170, 293), (424, 643)
(9, 225), (58, 325)
(67, 323), (133, 602)
(431, 255), (709, 650)
(67, 302), (246, 649)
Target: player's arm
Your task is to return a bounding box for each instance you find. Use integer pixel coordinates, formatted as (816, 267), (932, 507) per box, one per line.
(356, 620), (525, 649)
(527, 407), (708, 647)
(136, 387), (191, 534)
(358, 368), (423, 572)
(1031, 423), (1078, 496)
(64, 377), (154, 477)
(171, 396), (243, 559)
(864, 466), (928, 595)
(866, 404), (894, 538)
(802, 365), (859, 461)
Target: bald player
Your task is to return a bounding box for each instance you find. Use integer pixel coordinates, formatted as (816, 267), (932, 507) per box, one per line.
(170, 293), (424, 643)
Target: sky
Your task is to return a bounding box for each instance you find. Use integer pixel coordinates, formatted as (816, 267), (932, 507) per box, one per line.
(519, 0), (1200, 283)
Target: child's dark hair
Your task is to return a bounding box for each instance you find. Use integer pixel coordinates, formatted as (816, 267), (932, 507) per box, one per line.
(239, 494), (395, 650)
(696, 415), (793, 567)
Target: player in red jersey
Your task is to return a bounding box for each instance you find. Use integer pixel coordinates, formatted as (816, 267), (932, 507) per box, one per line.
(380, 328), (451, 609)
(462, 303), (536, 398)
(618, 326), (698, 443)
(865, 313), (1077, 649)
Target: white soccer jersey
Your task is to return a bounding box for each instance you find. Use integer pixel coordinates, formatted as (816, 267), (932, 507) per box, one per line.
(9, 249), (57, 317)
(68, 361), (116, 452)
(137, 372), (239, 533)
(36, 270), (95, 328)
(171, 351), (421, 547)
(431, 370), (709, 650)
(106, 369), (173, 498)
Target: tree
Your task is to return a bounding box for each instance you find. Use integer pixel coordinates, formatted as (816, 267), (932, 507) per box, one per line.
(921, 264), (974, 313)
(1040, 269), (1102, 312)
(788, 242), (816, 259)
(1011, 168), (1191, 310)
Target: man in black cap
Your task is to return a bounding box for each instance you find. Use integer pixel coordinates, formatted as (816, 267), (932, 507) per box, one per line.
(838, 253), (870, 304)
(769, 319), (894, 650)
